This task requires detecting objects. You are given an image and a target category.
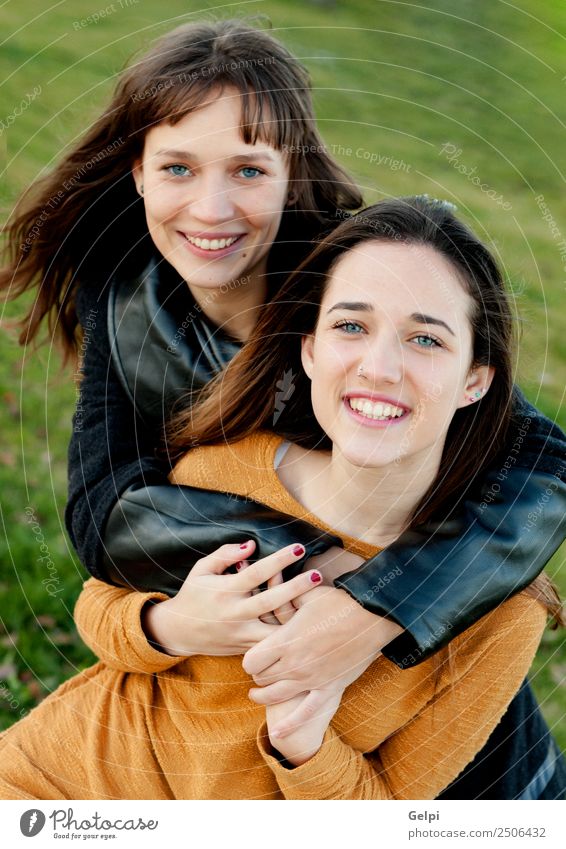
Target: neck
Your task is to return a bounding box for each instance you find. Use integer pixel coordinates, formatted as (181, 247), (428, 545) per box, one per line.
(188, 272), (267, 343)
(280, 444), (442, 547)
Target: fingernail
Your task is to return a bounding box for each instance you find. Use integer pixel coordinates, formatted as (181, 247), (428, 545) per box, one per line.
(310, 570), (322, 583)
(293, 544), (305, 557)
(236, 561), (245, 571)
(240, 541), (251, 549)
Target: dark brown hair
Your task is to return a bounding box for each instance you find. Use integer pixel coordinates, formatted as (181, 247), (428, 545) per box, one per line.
(167, 195), (563, 625)
(0, 19), (362, 361)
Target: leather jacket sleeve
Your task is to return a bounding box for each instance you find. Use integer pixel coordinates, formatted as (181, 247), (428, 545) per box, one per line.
(102, 483), (338, 594)
(336, 392), (566, 668)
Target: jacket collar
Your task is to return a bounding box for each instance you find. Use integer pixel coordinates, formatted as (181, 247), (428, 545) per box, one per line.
(108, 254), (242, 428)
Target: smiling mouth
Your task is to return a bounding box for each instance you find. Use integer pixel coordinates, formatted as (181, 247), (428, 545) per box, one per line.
(347, 398), (407, 421)
(184, 234), (243, 251)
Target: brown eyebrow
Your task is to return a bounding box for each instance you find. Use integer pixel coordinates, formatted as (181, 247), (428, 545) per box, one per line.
(326, 303), (455, 336)
(410, 312), (455, 336)
(153, 149), (277, 163)
(326, 301), (374, 314)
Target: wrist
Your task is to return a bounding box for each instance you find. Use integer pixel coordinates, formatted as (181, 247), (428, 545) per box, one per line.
(141, 599), (192, 657)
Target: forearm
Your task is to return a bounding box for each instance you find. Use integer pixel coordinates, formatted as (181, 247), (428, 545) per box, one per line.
(336, 467), (565, 667)
(258, 723), (395, 800)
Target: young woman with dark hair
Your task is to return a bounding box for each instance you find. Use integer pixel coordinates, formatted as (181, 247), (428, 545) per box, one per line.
(0, 197), (563, 800)
(1, 20), (565, 722)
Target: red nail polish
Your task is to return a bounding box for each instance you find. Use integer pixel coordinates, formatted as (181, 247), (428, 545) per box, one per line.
(239, 541), (249, 549)
(293, 544), (305, 557)
(310, 571), (322, 583)
(236, 561), (244, 571)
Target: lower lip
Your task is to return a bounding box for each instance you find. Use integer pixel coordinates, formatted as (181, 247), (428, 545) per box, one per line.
(178, 232), (245, 259)
(343, 398), (409, 428)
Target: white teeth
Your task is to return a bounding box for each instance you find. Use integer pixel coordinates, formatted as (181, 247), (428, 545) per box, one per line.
(185, 235), (239, 251)
(348, 398), (405, 420)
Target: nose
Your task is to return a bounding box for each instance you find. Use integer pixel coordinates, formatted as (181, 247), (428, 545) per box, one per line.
(186, 173), (237, 225)
(358, 330), (403, 385)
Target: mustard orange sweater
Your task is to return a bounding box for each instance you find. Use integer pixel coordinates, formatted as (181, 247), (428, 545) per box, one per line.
(0, 433), (546, 800)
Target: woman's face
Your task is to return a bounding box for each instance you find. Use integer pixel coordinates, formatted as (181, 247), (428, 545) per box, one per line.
(132, 88), (291, 294)
(301, 240), (494, 471)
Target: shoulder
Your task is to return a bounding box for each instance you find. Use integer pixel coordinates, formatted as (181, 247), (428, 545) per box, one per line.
(169, 432), (284, 495)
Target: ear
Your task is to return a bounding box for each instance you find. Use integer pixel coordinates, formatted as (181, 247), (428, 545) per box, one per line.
(286, 188), (298, 207)
(458, 364), (495, 408)
(131, 157), (144, 196)
(301, 335), (315, 380)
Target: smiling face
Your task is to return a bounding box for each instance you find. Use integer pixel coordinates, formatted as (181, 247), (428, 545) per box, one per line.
(301, 240), (494, 472)
(132, 88), (291, 297)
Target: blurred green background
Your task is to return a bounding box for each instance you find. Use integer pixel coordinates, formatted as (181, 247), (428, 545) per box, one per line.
(1, 0), (565, 753)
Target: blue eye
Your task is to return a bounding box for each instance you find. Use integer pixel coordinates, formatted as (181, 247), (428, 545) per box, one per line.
(239, 166), (262, 179)
(334, 320), (365, 334)
(165, 164), (191, 177)
(414, 334), (441, 348)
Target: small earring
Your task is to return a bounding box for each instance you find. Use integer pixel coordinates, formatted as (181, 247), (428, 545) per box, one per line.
(140, 184), (144, 195)
(357, 365), (366, 379)
(468, 389), (484, 403)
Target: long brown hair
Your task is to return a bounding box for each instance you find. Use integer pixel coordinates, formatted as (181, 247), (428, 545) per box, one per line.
(1, 19), (362, 361)
(167, 195), (564, 625)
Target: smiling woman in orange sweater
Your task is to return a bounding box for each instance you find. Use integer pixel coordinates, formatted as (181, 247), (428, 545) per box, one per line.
(0, 197), (563, 800)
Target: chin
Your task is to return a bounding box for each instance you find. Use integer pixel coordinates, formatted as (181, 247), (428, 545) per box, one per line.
(338, 443), (397, 470)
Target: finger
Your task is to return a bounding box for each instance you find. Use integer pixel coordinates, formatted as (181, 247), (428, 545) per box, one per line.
(248, 680), (305, 705)
(259, 610), (280, 625)
(235, 543), (307, 592)
(268, 572), (296, 625)
(247, 569), (322, 619)
(190, 541), (256, 577)
(242, 621), (280, 646)
(270, 690), (330, 739)
(242, 637), (283, 676)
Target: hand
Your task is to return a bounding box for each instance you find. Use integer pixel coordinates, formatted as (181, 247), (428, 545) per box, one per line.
(142, 540), (322, 657)
(244, 586), (404, 734)
(305, 546), (364, 585)
(265, 687), (343, 767)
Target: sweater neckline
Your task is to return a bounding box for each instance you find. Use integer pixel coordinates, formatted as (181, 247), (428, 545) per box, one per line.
(259, 433), (381, 560)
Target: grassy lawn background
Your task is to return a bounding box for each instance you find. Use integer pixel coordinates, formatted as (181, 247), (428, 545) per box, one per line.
(1, 0), (565, 751)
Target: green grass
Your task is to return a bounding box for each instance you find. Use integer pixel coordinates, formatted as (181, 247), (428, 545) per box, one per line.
(1, 0), (565, 756)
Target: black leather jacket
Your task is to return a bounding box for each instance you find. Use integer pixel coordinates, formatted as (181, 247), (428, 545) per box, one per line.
(66, 256), (566, 668)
